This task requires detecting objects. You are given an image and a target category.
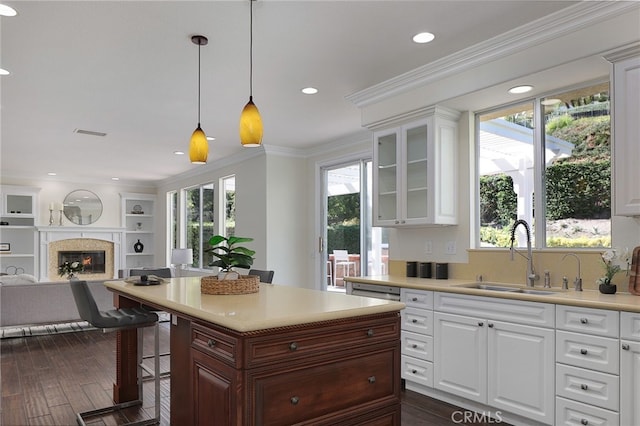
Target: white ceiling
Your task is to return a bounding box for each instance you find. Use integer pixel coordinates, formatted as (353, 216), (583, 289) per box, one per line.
(0, 0), (613, 185)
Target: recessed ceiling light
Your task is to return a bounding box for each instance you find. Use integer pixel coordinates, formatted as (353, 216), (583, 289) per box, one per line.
(174, 151), (185, 155)
(301, 87), (318, 95)
(508, 85), (533, 94)
(47, 172), (57, 176)
(412, 32), (435, 44)
(0, 4), (17, 17)
(111, 177), (120, 181)
(0, 68), (9, 76)
(541, 98), (562, 106)
(206, 136), (215, 141)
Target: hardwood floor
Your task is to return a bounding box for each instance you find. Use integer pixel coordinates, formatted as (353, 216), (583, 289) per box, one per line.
(1, 326), (501, 425)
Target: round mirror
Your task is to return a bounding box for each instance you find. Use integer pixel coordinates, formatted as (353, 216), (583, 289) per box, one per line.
(63, 190), (103, 225)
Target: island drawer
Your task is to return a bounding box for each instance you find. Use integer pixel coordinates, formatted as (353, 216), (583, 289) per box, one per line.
(251, 347), (398, 425)
(556, 330), (619, 375)
(244, 314), (400, 367)
(556, 363), (619, 411)
(401, 307), (433, 335)
(401, 330), (433, 361)
(556, 305), (619, 338)
(191, 322), (239, 366)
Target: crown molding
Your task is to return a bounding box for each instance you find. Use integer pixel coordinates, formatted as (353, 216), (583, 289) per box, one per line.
(603, 41), (640, 63)
(346, 2), (638, 108)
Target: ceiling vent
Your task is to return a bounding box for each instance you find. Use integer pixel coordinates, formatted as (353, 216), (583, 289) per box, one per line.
(73, 128), (107, 137)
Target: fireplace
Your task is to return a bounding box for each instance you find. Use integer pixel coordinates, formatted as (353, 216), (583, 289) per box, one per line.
(58, 250), (106, 274)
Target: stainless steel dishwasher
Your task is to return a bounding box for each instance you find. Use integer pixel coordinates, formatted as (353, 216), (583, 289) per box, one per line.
(348, 282), (401, 301)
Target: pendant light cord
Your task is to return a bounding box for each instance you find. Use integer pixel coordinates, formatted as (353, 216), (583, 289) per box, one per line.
(197, 41), (202, 126)
(249, 0), (254, 98)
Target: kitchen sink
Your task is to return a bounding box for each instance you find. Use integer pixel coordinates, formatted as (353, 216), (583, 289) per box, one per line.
(455, 282), (556, 295)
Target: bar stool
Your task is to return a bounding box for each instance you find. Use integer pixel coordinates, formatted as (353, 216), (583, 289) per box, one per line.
(69, 280), (161, 425)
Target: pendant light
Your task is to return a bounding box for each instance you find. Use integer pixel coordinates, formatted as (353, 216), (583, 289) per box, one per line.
(239, 0), (263, 147)
(189, 35), (209, 164)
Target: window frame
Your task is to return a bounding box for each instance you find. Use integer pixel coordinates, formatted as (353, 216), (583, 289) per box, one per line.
(474, 80), (611, 250)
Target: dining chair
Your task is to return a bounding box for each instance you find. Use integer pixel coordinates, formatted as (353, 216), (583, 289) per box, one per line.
(248, 269), (275, 283)
(69, 280), (161, 425)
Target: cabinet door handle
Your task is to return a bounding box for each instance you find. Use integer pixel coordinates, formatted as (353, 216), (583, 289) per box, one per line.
(289, 342), (298, 351)
(488, 323), (494, 328)
(411, 369), (418, 374)
(368, 376), (376, 384)
(580, 318), (588, 324)
(622, 343), (630, 350)
(207, 339), (216, 348)
(412, 344), (418, 349)
(580, 348), (588, 355)
(290, 396), (299, 405)
(411, 297), (418, 302)
(367, 329), (375, 337)
(478, 322), (484, 327)
(411, 319), (418, 323)
(581, 419), (588, 425)
(581, 384), (588, 391)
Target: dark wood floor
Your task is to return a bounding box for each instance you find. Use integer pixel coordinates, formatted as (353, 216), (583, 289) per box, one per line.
(1, 325), (499, 425)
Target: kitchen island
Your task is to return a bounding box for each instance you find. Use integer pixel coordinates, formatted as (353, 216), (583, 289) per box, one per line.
(104, 277), (405, 425)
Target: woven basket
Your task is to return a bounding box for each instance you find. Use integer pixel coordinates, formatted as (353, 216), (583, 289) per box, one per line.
(200, 274), (260, 295)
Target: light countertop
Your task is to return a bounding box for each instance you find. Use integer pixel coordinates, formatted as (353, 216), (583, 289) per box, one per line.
(104, 277), (404, 332)
(346, 276), (640, 313)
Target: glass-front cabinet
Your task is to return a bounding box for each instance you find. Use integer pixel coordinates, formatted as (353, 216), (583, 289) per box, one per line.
(372, 106), (460, 227)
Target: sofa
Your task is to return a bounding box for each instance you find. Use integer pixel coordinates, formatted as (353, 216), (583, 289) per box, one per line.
(0, 275), (115, 328)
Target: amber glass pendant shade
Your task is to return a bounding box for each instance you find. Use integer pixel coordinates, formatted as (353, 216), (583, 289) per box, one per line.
(239, 96), (263, 147)
(189, 125), (208, 164)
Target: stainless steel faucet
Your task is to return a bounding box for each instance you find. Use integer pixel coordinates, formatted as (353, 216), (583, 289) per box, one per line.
(510, 219), (537, 287)
(562, 253), (582, 291)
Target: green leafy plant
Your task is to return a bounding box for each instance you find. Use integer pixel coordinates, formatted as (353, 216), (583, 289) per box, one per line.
(206, 235), (255, 272)
(58, 261), (84, 277)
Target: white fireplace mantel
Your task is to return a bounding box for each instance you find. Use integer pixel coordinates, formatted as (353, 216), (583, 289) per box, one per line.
(37, 226), (125, 281)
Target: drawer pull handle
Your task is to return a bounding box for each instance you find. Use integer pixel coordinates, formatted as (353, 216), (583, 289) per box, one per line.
(290, 396), (299, 405)
(581, 384), (588, 391)
(411, 369), (418, 374)
(368, 376), (376, 384)
(580, 349), (588, 355)
(289, 342), (298, 351)
(581, 419), (588, 425)
(622, 344), (630, 350)
(412, 344), (418, 348)
(412, 297), (419, 302)
(367, 329), (375, 337)
(207, 339), (216, 348)
(478, 322), (484, 327)
(412, 319), (418, 323)
(580, 318), (588, 324)
(488, 323), (494, 328)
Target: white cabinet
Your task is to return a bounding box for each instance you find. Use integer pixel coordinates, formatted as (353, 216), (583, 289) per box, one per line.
(0, 185), (40, 276)
(620, 312), (640, 426)
(555, 305), (620, 424)
(606, 47), (640, 216)
(433, 292), (555, 424)
(372, 106), (460, 227)
(400, 288), (434, 389)
(120, 193), (156, 269)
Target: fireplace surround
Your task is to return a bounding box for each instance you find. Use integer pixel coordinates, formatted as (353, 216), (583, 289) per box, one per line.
(38, 227), (124, 281)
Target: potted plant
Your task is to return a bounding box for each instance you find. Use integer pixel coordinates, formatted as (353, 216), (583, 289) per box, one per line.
(206, 235), (255, 280)
(596, 248), (630, 294)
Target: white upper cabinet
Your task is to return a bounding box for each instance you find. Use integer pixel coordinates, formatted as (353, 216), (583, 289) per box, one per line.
(606, 45), (640, 216)
(372, 106), (460, 227)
